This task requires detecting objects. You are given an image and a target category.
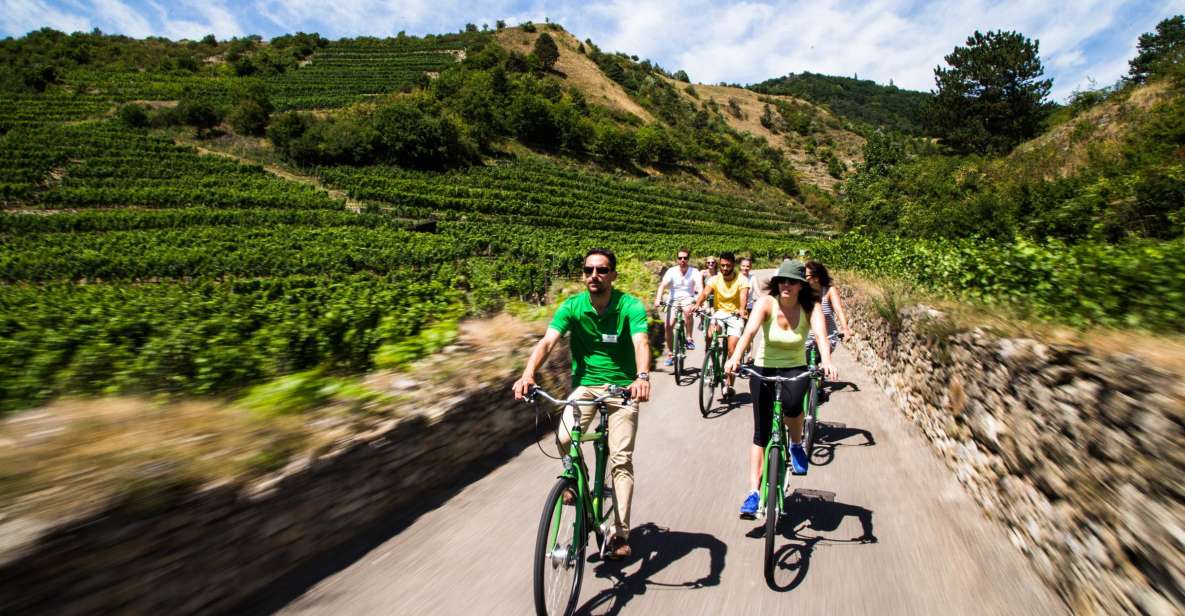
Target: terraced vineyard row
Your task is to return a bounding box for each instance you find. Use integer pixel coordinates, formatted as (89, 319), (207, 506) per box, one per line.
(321, 160), (820, 236)
(267, 43), (459, 109)
(1, 122), (343, 209)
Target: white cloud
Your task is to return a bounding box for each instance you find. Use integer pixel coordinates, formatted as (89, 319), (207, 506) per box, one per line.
(0, 0), (92, 35)
(92, 0), (153, 38)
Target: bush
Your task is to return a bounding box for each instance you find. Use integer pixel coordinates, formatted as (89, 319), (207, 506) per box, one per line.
(266, 112), (309, 151)
(373, 96), (476, 168)
(228, 100), (270, 136)
(176, 98), (223, 134)
(118, 103), (149, 128)
(634, 124), (682, 166)
(592, 122), (636, 164)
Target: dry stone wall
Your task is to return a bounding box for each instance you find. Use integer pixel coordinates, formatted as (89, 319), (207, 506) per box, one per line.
(840, 284), (1185, 615)
(0, 340), (569, 615)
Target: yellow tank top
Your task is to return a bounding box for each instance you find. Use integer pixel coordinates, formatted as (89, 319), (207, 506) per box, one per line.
(756, 301), (809, 368)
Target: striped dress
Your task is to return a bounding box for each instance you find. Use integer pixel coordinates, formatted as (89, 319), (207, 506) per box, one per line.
(806, 286), (838, 351)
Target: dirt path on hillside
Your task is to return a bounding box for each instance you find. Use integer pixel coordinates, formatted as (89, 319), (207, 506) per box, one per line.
(190, 144), (363, 212)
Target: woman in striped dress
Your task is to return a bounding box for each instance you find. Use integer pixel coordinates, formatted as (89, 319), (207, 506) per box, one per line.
(804, 261), (852, 355)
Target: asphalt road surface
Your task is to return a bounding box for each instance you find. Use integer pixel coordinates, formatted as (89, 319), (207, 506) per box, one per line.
(270, 271), (1065, 616)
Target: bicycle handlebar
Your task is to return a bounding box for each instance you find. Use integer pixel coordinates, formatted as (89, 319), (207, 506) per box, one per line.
(525, 385), (632, 407)
(739, 362), (815, 381)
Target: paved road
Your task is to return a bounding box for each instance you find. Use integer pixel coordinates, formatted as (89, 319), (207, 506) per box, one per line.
(271, 273), (1065, 616)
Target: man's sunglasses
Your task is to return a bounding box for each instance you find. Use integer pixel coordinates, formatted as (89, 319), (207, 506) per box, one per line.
(677, 255), (689, 260)
(583, 266), (612, 275)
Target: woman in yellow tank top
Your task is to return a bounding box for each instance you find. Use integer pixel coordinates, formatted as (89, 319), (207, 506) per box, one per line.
(724, 260), (837, 518)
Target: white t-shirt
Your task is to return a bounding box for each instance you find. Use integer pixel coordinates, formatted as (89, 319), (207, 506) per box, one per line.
(662, 266), (701, 302)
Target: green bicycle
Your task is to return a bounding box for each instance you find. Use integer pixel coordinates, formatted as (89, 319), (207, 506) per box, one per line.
(524, 385), (630, 616)
(698, 312), (740, 417)
(802, 332), (844, 459)
(660, 301), (690, 384)
(739, 365), (818, 585)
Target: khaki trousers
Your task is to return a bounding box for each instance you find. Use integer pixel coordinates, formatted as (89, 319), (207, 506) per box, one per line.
(555, 384), (640, 539)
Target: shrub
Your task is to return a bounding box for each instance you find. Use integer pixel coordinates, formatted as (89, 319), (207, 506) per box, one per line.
(118, 103), (149, 128)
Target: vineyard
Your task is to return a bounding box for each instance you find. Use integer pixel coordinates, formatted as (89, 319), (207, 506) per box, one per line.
(0, 112), (817, 412)
(266, 43), (460, 109)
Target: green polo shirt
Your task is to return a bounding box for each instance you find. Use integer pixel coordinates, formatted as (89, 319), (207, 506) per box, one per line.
(549, 289), (648, 387)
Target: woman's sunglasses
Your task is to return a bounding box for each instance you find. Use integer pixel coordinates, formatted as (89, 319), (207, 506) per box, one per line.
(583, 266), (612, 275)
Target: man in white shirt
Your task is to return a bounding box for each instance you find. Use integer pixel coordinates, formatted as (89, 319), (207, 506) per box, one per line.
(653, 248), (702, 366)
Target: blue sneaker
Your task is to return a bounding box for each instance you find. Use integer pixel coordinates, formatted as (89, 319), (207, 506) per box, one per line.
(790, 444), (808, 475)
(664, 355), (674, 366)
(686, 341), (696, 351)
(739, 490), (760, 519)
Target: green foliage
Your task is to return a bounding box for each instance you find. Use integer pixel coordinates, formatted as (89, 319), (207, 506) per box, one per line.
(533, 33), (560, 72)
(841, 92), (1185, 242)
(176, 97), (223, 134)
(1129, 15), (1185, 84)
(927, 30), (1052, 155)
(751, 72), (931, 136)
(812, 233), (1185, 332)
(721, 143), (755, 183)
(633, 124), (682, 166)
(117, 103), (149, 128)
(673, 70), (690, 82)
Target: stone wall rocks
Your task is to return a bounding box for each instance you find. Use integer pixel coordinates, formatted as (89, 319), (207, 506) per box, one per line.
(841, 284), (1185, 614)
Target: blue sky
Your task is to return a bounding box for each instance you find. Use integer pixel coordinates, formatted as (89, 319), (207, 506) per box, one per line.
(3, 0), (1183, 101)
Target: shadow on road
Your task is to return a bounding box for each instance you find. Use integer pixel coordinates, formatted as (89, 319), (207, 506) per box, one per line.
(576, 522), (727, 615)
(749, 490), (877, 592)
(233, 436), (544, 615)
(809, 422), (876, 467)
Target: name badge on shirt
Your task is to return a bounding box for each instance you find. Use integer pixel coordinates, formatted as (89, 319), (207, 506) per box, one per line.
(601, 334), (619, 344)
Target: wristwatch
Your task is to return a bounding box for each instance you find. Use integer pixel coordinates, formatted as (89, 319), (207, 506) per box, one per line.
(635, 372), (649, 381)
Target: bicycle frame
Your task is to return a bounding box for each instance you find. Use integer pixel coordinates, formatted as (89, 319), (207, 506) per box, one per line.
(758, 385), (788, 514)
(530, 388), (626, 550)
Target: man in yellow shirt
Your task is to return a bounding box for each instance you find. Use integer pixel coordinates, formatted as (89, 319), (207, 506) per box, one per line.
(685, 251), (749, 399)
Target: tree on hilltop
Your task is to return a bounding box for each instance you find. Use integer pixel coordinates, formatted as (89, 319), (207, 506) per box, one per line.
(926, 30), (1051, 155)
(1128, 15), (1185, 83)
(534, 32), (559, 71)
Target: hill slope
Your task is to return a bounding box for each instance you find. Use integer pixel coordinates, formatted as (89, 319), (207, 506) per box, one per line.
(751, 71), (931, 136)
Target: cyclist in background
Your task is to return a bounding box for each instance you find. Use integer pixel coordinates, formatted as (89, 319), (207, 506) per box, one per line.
(724, 260), (836, 517)
(686, 252), (749, 400)
(654, 248), (702, 366)
(700, 256), (719, 290)
(513, 248), (651, 560)
(804, 260), (852, 354)
(739, 256), (756, 314)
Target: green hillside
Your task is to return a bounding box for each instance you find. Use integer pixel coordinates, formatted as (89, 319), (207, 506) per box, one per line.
(749, 72), (932, 136)
(0, 25), (833, 413)
(3, 18), (1184, 415)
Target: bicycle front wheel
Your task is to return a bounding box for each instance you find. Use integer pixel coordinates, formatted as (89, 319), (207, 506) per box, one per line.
(764, 447), (782, 585)
(803, 379), (819, 458)
(698, 345), (717, 416)
(534, 478), (586, 616)
(673, 327), (685, 384)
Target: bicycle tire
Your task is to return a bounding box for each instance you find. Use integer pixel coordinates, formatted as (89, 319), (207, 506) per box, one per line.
(764, 447), (782, 585)
(698, 342), (717, 416)
(803, 379), (819, 458)
(673, 326), (685, 384)
(534, 478), (585, 616)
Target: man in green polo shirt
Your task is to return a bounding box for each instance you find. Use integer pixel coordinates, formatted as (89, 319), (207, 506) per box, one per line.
(513, 247), (651, 560)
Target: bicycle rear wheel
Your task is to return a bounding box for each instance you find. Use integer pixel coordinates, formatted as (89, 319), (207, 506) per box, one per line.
(698, 343), (717, 416)
(764, 447), (782, 585)
(534, 478), (586, 616)
(803, 379), (819, 458)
